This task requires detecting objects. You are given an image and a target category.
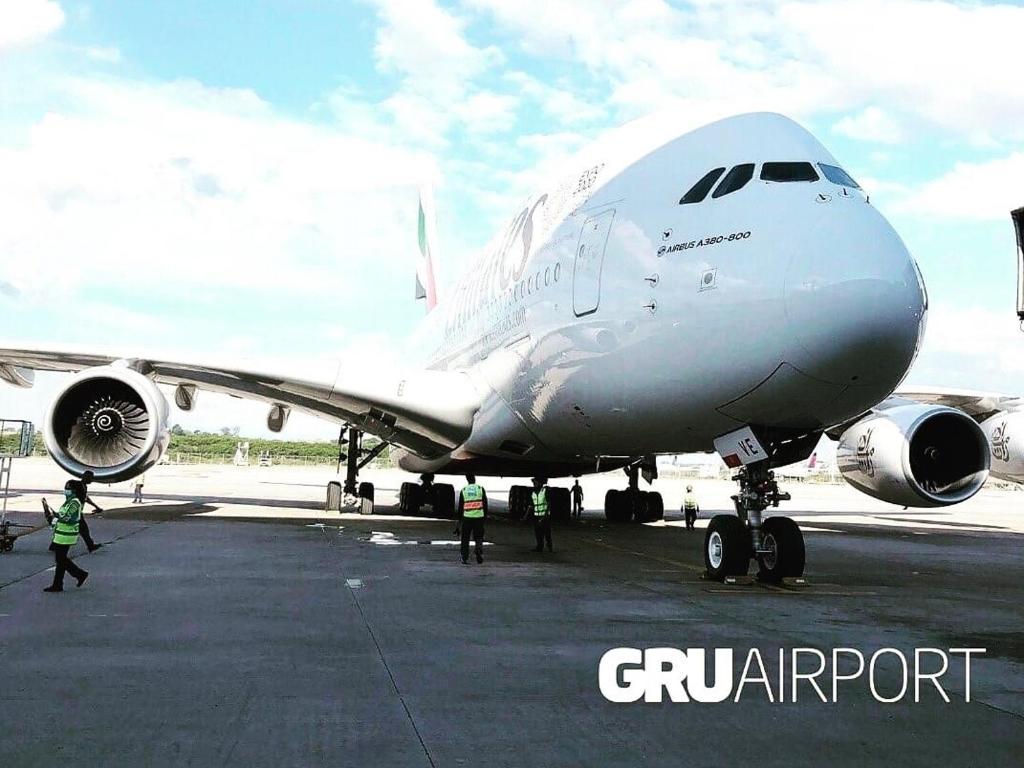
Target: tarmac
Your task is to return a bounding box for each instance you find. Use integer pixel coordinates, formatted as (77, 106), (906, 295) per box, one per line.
(0, 459), (1022, 767)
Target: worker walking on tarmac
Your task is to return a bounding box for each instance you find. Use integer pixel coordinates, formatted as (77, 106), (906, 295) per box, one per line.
(456, 474), (488, 564)
(132, 473), (146, 504)
(77, 470), (104, 552)
(571, 479), (584, 520)
(530, 476), (553, 553)
(682, 485), (700, 530)
(42, 480), (89, 593)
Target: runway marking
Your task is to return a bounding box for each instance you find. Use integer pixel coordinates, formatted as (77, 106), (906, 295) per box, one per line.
(582, 538), (706, 574)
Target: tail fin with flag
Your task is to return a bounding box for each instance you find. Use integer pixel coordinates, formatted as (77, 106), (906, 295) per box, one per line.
(416, 187), (440, 312)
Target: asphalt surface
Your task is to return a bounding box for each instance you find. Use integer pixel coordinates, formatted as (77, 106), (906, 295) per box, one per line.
(1, 476), (1022, 767)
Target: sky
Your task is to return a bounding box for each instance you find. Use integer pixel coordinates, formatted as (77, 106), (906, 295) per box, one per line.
(1, 0), (1023, 442)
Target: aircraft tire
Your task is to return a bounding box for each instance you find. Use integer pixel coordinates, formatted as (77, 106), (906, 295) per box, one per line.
(644, 492), (664, 522)
(358, 481), (375, 502)
(433, 483), (456, 519)
(704, 515), (751, 581)
(604, 490), (628, 523)
(548, 487), (571, 523)
(399, 482), (421, 515)
(326, 481), (343, 512)
(509, 485), (529, 520)
(757, 516), (805, 582)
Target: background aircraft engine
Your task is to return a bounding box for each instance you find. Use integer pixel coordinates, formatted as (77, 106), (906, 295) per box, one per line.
(837, 404), (990, 507)
(980, 410), (1024, 482)
(44, 366), (170, 483)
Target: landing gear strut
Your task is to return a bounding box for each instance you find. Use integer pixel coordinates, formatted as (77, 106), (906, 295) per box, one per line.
(704, 460), (804, 582)
(326, 426), (388, 512)
(603, 464), (664, 523)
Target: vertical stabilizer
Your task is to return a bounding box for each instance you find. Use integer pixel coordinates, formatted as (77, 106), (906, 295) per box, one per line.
(416, 187), (440, 312)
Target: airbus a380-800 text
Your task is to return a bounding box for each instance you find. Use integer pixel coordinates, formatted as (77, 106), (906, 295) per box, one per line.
(4, 111), (1019, 582)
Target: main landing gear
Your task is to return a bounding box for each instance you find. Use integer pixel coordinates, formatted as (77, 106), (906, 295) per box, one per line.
(398, 474), (457, 519)
(704, 460), (805, 583)
(326, 426), (388, 512)
(603, 465), (664, 524)
(507, 485), (571, 523)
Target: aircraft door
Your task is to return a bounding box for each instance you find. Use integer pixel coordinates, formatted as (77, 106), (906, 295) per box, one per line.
(572, 209), (615, 317)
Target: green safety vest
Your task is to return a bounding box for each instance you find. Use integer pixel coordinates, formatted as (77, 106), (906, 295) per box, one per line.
(461, 484), (485, 518)
(532, 488), (549, 517)
(684, 493), (698, 511)
(52, 498), (82, 546)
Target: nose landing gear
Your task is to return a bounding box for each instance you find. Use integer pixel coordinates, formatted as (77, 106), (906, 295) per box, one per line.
(704, 460), (804, 582)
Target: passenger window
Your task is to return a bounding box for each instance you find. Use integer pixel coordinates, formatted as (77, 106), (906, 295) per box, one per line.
(679, 167), (726, 204)
(760, 162), (819, 182)
(712, 164), (755, 198)
(818, 163), (861, 189)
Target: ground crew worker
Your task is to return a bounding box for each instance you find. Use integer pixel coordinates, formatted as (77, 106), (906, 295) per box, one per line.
(683, 485), (699, 530)
(78, 470), (104, 552)
(132, 473), (146, 504)
(43, 480), (89, 592)
(571, 479), (584, 520)
(456, 474), (487, 564)
(530, 476), (552, 553)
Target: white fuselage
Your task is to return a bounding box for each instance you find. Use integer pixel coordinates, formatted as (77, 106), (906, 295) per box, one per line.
(399, 113), (926, 477)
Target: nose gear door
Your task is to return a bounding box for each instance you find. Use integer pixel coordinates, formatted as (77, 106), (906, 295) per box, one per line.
(572, 209), (615, 317)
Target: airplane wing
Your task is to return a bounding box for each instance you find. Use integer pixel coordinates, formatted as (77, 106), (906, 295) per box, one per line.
(0, 343), (482, 459)
(893, 386), (1024, 422)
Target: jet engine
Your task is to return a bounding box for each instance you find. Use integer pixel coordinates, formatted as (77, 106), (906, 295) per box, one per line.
(980, 410), (1024, 482)
(44, 366), (170, 482)
(837, 404), (989, 507)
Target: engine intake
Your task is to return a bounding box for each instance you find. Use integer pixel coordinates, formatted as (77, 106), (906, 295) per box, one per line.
(837, 404), (989, 507)
(44, 366), (170, 482)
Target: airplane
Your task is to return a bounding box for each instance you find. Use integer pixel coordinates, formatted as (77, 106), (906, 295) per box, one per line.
(0, 111), (1005, 583)
(774, 451), (829, 482)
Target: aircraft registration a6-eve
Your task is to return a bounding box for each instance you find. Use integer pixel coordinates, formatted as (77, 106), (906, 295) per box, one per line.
(2, 111), (1017, 582)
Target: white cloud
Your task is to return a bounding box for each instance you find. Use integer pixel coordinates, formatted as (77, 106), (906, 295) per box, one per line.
(467, 0), (1024, 143)
(0, 76), (437, 309)
(907, 304), (1024, 393)
(0, 0), (64, 52)
(84, 45), (121, 63)
(893, 152), (1024, 221)
(360, 0), (512, 145)
(833, 106), (904, 145)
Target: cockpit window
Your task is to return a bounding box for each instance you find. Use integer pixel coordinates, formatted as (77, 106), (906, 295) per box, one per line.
(818, 163), (861, 189)
(712, 163), (755, 198)
(679, 167), (726, 204)
(760, 162), (819, 183)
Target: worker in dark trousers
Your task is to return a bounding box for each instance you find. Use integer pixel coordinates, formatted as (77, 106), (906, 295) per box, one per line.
(571, 479), (584, 520)
(42, 480), (89, 592)
(78, 471), (104, 552)
(682, 485), (699, 530)
(456, 474), (487, 564)
(530, 476), (552, 553)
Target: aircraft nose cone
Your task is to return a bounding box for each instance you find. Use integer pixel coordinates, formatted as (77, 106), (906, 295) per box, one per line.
(784, 210), (926, 388)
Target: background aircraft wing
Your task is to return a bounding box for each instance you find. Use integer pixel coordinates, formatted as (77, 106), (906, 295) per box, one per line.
(0, 343), (481, 459)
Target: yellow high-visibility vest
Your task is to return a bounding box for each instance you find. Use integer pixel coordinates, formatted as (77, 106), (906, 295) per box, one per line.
(532, 488), (549, 517)
(461, 484), (485, 519)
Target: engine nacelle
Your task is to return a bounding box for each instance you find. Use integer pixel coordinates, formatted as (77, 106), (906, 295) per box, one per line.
(44, 366), (170, 483)
(837, 404), (989, 507)
(980, 410), (1024, 483)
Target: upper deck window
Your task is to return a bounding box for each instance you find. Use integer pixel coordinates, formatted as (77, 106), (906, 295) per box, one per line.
(712, 163), (755, 198)
(679, 167), (726, 204)
(818, 163), (861, 189)
(760, 162), (819, 183)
